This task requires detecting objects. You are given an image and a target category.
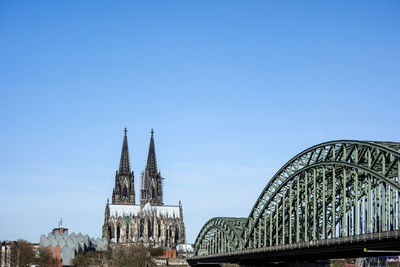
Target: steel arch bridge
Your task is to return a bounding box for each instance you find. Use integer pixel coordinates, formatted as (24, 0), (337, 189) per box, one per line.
(192, 140), (400, 260)
(194, 217), (247, 256)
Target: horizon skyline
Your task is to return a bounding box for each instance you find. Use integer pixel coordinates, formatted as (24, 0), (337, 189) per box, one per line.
(1, 1), (399, 244)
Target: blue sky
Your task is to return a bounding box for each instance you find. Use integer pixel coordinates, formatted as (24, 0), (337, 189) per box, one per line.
(0, 1), (399, 244)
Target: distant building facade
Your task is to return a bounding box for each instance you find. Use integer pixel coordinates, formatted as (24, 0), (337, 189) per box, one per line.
(102, 129), (186, 247)
(1, 241), (16, 267)
(39, 223), (107, 266)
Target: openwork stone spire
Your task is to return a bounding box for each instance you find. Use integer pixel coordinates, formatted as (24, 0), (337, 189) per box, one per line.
(146, 128), (158, 178)
(112, 128), (135, 205)
(140, 129), (163, 206)
(119, 127), (131, 175)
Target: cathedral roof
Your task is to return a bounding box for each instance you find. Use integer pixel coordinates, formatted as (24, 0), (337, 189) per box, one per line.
(109, 203), (181, 218)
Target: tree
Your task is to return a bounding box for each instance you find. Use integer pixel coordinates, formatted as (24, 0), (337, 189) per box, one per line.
(125, 244), (151, 267)
(72, 250), (112, 267)
(111, 246), (127, 267)
(71, 244), (152, 267)
(36, 247), (54, 267)
(18, 240), (35, 267)
(72, 253), (90, 267)
(9, 240), (35, 267)
(149, 246), (163, 257)
(110, 244), (151, 267)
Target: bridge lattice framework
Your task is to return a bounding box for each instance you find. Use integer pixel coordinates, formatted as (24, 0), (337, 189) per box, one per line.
(194, 140), (400, 256)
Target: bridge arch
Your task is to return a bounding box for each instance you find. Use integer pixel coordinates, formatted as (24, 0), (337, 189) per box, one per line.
(243, 140), (400, 249)
(193, 217), (246, 256)
(193, 140), (400, 256)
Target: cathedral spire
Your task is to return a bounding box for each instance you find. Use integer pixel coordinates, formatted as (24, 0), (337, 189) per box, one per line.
(112, 128), (135, 205)
(119, 127), (131, 175)
(146, 128), (158, 177)
(140, 129), (163, 206)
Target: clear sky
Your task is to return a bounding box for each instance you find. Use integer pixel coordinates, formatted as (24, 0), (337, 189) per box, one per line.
(0, 1), (399, 244)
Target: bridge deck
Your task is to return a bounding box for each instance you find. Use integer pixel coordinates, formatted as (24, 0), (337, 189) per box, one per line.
(188, 230), (400, 265)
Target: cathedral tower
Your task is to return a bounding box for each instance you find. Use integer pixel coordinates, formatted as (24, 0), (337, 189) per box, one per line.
(103, 128), (186, 245)
(111, 128), (135, 205)
(140, 129), (163, 206)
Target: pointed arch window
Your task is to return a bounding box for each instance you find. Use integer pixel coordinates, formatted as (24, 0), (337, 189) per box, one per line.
(123, 186), (128, 197)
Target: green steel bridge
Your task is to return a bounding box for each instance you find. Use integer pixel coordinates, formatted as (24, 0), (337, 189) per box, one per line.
(188, 140), (400, 266)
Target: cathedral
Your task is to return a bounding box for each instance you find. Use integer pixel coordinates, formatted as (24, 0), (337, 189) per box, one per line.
(102, 129), (186, 247)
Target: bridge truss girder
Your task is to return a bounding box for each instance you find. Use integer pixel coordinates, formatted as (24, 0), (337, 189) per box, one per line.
(193, 217), (246, 256)
(193, 140), (400, 256)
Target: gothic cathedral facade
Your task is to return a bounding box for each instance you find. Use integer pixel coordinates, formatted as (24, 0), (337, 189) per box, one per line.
(102, 129), (186, 247)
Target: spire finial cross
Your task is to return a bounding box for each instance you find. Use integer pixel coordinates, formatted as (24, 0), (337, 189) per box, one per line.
(124, 127), (127, 135)
(151, 128), (154, 136)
